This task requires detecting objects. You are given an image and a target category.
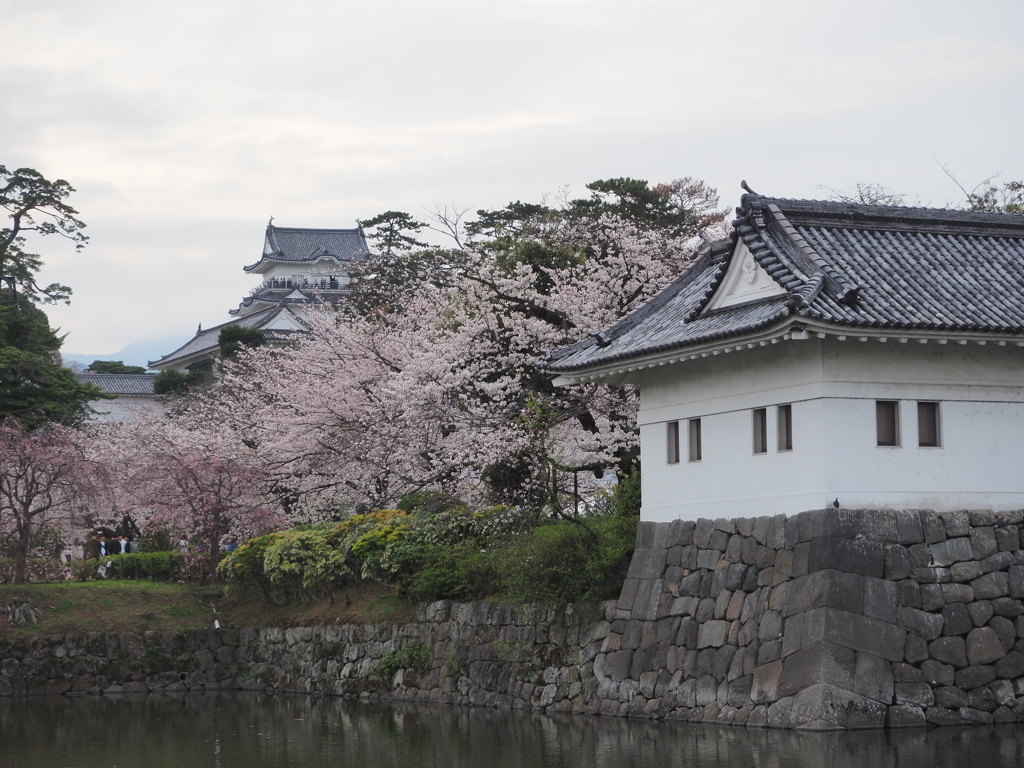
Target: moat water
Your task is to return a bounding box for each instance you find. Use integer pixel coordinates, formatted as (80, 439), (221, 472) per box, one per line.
(0, 693), (1021, 767)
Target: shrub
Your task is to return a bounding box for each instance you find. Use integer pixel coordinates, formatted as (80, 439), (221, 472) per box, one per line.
(412, 542), (501, 600)
(261, 525), (350, 601)
(501, 515), (637, 602)
(69, 551), (184, 582)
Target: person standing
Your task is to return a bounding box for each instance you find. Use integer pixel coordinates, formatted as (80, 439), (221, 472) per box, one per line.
(71, 538), (84, 561)
(127, 536), (139, 554)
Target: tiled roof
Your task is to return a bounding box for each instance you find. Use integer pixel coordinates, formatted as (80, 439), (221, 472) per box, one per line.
(243, 223), (369, 272)
(230, 286), (351, 315)
(542, 194), (1024, 374)
(148, 307), (300, 367)
(75, 373), (156, 396)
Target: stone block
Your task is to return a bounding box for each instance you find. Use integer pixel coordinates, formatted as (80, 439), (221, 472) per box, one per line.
(864, 577), (898, 623)
(1007, 565), (1024, 602)
(921, 584), (945, 611)
(907, 542), (932, 567)
(853, 652), (893, 704)
(897, 607), (943, 641)
(935, 686), (969, 708)
(778, 641), (855, 698)
(995, 650), (1024, 679)
(981, 552), (1016, 574)
(929, 636), (968, 667)
(605, 650), (632, 682)
(897, 580), (921, 609)
(968, 686), (999, 712)
(937, 510), (970, 537)
(712, 645), (738, 679)
(924, 706), (961, 726)
(709, 530), (731, 551)
(632, 579), (664, 622)
(895, 682), (935, 707)
(892, 662), (922, 682)
(954, 664), (996, 690)
(678, 572), (702, 597)
(617, 578), (640, 613)
(941, 604), (972, 636)
(930, 537), (973, 567)
(803, 607), (908, 662)
(951, 561), (983, 582)
(767, 695), (796, 728)
(620, 621), (644, 651)
(697, 550), (721, 570)
(636, 521), (656, 549)
(781, 614), (803, 658)
(884, 546), (913, 580)
(995, 526), (1018, 552)
(968, 606), (997, 635)
(991, 679), (1016, 707)
(993, 597), (1024, 617)
(750, 660), (784, 704)
(651, 522), (673, 550)
(807, 536), (885, 578)
(972, 572), (1010, 600)
(696, 621), (731, 649)
(758, 641), (782, 665)
(759, 611), (783, 643)
(886, 704), (926, 728)
(940, 583), (974, 604)
(967, 627), (1006, 665)
(920, 659), (955, 686)
(790, 683), (887, 730)
(970, 527), (998, 560)
(988, 616), (1016, 652)
(920, 512), (946, 544)
(782, 570), (864, 617)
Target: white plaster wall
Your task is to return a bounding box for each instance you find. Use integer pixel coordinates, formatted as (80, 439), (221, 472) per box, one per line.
(635, 337), (1024, 521)
(87, 396), (164, 423)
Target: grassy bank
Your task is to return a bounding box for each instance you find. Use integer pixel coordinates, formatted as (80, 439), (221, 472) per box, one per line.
(0, 580), (416, 639)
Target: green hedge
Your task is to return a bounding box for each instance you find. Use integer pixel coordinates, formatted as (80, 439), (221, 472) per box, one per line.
(71, 551), (185, 582)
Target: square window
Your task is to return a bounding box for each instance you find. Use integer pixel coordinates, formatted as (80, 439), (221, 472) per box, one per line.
(667, 421), (680, 464)
(777, 404), (793, 451)
(753, 408), (767, 454)
(688, 418), (702, 462)
(918, 402), (940, 447)
(876, 401), (900, 447)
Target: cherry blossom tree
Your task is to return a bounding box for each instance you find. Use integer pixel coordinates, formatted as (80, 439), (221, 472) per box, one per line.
(121, 177), (727, 521)
(0, 419), (91, 582)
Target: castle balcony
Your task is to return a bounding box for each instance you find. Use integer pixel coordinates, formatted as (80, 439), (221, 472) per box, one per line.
(248, 277), (349, 296)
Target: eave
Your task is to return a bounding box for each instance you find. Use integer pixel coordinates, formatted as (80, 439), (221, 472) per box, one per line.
(551, 318), (1024, 387)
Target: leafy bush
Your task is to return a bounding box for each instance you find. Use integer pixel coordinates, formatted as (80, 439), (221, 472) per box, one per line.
(261, 524), (350, 601)
(69, 551), (184, 582)
(501, 515), (637, 602)
(219, 494), (636, 605)
(412, 542), (502, 600)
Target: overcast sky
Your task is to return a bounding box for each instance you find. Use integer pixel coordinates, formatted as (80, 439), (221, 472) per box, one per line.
(3, 0), (1023, 360)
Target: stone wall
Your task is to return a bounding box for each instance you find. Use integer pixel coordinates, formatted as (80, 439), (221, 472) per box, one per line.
(4, 509), (1024, 730)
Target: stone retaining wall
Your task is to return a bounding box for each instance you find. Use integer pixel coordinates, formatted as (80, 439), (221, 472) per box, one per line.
(4, 509), (1024, 730)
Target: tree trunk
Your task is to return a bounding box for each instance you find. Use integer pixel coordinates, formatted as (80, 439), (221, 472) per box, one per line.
(13, 519), (31, 584)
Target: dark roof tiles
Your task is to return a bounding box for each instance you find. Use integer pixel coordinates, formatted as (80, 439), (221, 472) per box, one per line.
(243, 223), (369, 272)
(75, 373), (156, 396)
(543, 195), (1024, 374)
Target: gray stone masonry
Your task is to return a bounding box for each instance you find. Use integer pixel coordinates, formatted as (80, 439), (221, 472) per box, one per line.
(4, 508), (1024, 730)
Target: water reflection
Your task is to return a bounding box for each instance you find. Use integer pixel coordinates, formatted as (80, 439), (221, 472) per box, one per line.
(0, 693), (1021, 767)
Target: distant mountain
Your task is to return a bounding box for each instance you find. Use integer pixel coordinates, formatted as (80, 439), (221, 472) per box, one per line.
(62, 335), (192, 371)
